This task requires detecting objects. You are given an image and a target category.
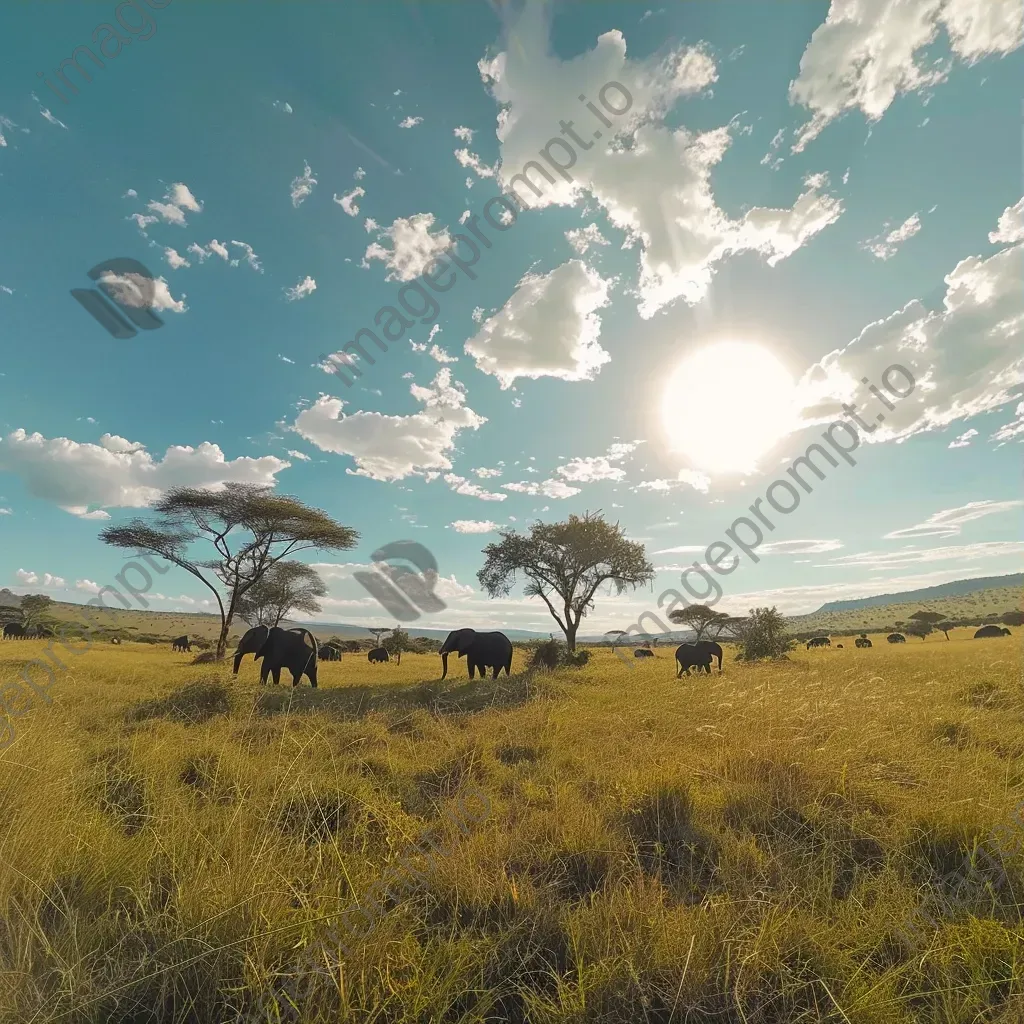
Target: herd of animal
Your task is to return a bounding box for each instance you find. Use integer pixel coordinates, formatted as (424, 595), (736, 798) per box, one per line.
(806, 625), (1012, 649)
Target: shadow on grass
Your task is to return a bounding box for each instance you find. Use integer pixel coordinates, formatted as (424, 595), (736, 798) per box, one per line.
(250, 669), (546, 721)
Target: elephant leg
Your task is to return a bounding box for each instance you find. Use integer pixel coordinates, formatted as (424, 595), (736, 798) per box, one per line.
(272, 665), (282, 686)
(492, 663), (499, 680)
(259, 663), (270, 686)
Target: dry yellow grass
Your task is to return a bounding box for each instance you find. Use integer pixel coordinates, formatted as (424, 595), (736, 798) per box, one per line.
(1, 629), (1022, 1023)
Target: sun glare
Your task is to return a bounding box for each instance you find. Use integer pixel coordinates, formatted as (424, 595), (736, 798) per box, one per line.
(661, 341), (797, 474)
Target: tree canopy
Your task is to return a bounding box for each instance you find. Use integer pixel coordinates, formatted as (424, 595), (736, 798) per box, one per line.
(477, 511), (654, 651)
(734, 607), (794, 661)
(19, 594), (53, 630)
(100, 483), (357, 659)
(667, 604), (738, 640)
(235, 561), (327, 627)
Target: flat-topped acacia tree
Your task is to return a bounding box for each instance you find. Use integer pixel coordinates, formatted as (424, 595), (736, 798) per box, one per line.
(477, 511), (654, 652)
(100, 483), (357, 660)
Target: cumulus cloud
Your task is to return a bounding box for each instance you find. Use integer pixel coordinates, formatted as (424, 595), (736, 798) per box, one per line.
(292, 368), (486, 481)
(286, 449), (311, 461)
(455, 148), (495, 178)
(363, 213), (452, 282)
(144, 182), (203, 226)
(454, 126), (474, 142)
(565, 223), (610, 255)
(502, 479), (581, 499)
(16, 569), (65, 588)
(229, 240), (262, 272)
(990, 198), (1024, 244)
(443, 474), (507, 501)
(273, 100), (293, 114)
(399, 116), (424, 128)
(632, 468), (710, 494)
(285, 276), (317, 302)
(789, 0), (1024, 151)
(450, 519), (501, 533)
(948, 428), (978, 448)
(480, 5), (842, 317)
(792, 213), (1024, 445)
(97, 272), (187, 314)
(334, 186), (366, 217)
(164, 247), (190, 270)
(0, 430), (289, 517)
(465, 261), (611, 388)
(882, 499), (1024, 539)
(862, 213), (922, 260)
(291, 162), (317, 207)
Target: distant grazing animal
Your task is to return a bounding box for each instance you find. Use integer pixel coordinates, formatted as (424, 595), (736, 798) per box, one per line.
(675, 643), (713, 677)
(438, 628), (513, 680)
(836, 644), (843, 649)
(975, 624), (1011, 639)
(634, 648), (655, 658)
(318, 643), (341, 661)
(367, 647), (390, 664)
(253, 626), (318, 687)
(2, 623), (26, 640)
(886, 633), (906, 644)
(855, 637), (873, 648)
(111, 638), (121, 645)
(806, 636), (831, 649)
(171, 635), (191, 652)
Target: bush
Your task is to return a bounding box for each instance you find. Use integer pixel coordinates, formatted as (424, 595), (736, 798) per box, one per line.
(527, 640), (590, 670)
(734, 607), (794, 662)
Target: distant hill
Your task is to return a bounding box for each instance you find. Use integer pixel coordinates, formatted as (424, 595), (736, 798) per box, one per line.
(815, 574), (1024, 613)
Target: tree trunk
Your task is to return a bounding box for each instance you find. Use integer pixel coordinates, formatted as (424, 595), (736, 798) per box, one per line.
(565, 623), (577, 653)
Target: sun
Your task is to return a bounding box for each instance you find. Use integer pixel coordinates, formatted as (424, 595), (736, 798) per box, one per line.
(661, 341), (797, 474)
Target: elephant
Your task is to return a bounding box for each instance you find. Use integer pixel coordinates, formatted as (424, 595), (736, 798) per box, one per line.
(886, 633), (906, 644)
(975, 624), (1010, 639)
(696, 640), (723, 672)
(3, 623), (25, 640)
(806, 636), (831, 649)
(855, 637), (873, 648)
(171, 635), (191, 652)
(634, 648), (655, 658)
(367, 647), (390, 663)
(233, 625), (308, 674)
(439, 628), (513, 680)
(675, 643), (713, 677)
(318, 643), (341, 661)
(254, 626), (318, 687)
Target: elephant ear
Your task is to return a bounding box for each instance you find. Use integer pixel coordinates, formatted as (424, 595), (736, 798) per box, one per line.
(455, 628), (478, 653)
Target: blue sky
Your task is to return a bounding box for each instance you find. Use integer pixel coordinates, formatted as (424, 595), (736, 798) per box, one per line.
(0, 0), (1021, 634)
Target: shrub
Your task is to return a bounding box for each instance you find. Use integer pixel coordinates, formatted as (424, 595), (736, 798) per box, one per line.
(734, 607), (795, 662)
(527, 640), (590, 670)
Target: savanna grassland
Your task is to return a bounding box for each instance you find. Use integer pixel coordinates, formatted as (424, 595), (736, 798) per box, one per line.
(1, 630), (1023, 1023)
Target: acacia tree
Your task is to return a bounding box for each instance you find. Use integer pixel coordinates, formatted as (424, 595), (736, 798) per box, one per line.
(734, 607), (794, 661)
(100, 484), (357, 659)
(368, 627), (391, 647)
(667, 604), (735, 641)
(477, 512), (654, 652)
(1002, 610), (1024, 627)
(235, 561), (328, 627)
(936, 620), (956, 641)
(19, 594), (54, 631)
(384, 626), (412, 665)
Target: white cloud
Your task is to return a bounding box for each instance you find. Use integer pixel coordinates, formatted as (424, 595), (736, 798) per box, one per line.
(354, 167), (366, 180)
(291, 162), (317, 207)
(632, 468), (710, 494)
(97, 272), (187, 314)
(429, 345), (458, 363)
(882, 499), (1024, 539)
(990, 198), (1024, 244)
(75, 579), (101, 594)
(948, 428), (979, 448)
(286, 449), (311, 461)
(473, 466), (503, 478)
(759, 539), (845, 555)
(334, 186), (366, 217)
(145, 182), (202, 226)
(450, 519), (501, 533)
(0, 430), (289, 517)
(229, 240), (262, 272)
(565, 223), (610, 255)
(208, 240), (230, 260)
(481, 6), (842, 317)
(862, 213), (922, 260)
(556, 456), (625, 483)
(991, 401), (1024, 444)
(454, 126), (475, 142)
(39, 105), (67, 130)
(444, 474), (507, 501)
(16, 569), (65, 588)
(502, 479), (581, 499)
(455, 148), (495, 178)
(789, 0), (1024, 151)
(465, 261), (611, 388)
(793, 215), (1024, 445)
(399, 116), (424, 128)
(292, 368), (486, 481)
(819, 540), (1024, 570)
(363, 213), (452, 282)
(0, 507), (11, 514)
(128, 213), (158, 234)
(163, 247), (190, 270)
(285, 276), (317, 302)
(273, 100), (293, 114)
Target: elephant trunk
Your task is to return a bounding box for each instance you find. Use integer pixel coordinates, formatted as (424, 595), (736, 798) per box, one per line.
(440, 650), (449, 679)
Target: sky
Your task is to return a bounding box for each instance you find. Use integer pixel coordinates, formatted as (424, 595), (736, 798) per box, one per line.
(0, 0), (1021, 636)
